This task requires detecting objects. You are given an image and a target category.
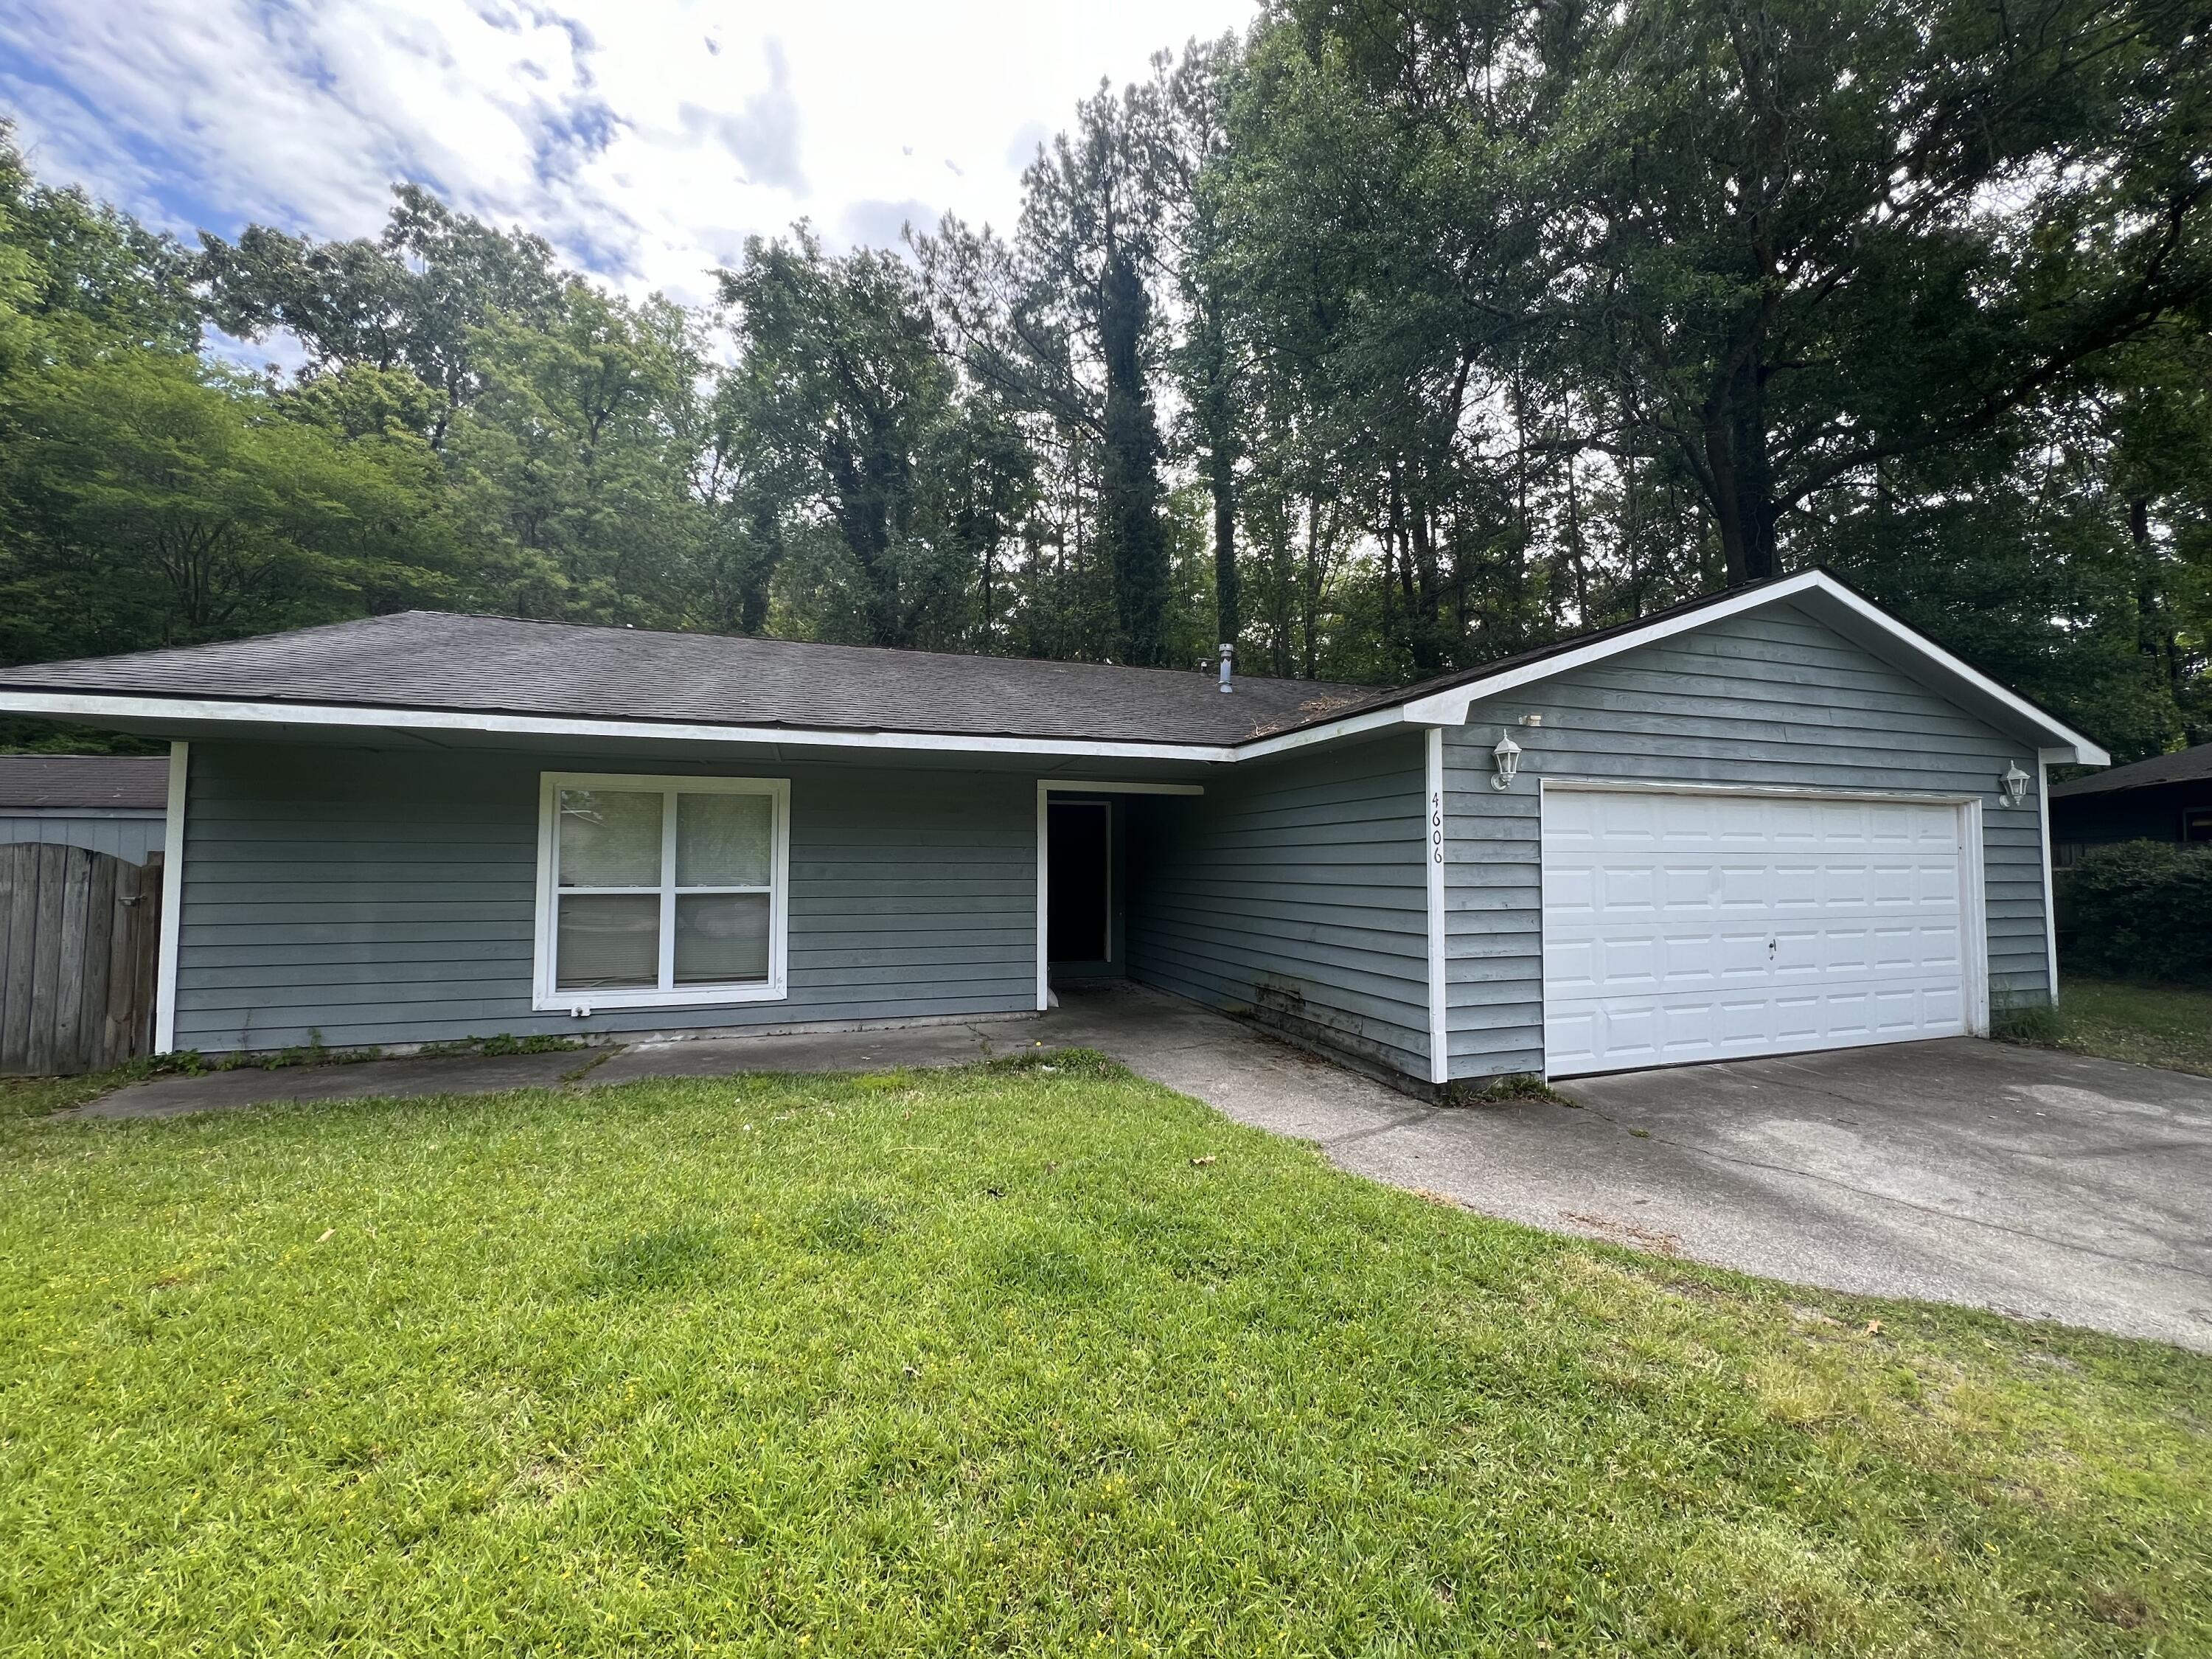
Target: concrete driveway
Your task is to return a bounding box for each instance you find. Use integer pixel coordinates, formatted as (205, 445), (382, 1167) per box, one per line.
(62, 984), (2212, 1352)
(1051, 992), (2212, 1354)
(1318, 1038), (2212, 1354)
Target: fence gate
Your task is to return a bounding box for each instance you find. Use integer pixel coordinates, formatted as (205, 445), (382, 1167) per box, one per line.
(0, 845), (163, 1077)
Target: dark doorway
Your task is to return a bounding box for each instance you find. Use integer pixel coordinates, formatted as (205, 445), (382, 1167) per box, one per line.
(1047, 801), (1110, 964)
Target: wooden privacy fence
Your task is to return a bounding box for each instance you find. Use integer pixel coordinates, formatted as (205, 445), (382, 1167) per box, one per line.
(0, 845), (163, 1076)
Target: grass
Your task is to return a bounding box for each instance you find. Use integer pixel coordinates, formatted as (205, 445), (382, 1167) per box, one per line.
(1994, 977), (2212, 1078)
(1, 1052), (2208, 1655)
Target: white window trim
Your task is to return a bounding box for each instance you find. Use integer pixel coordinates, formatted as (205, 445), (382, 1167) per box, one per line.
(532, 771), (790, 1012)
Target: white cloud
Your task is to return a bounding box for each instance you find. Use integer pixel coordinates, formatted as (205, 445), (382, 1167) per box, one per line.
(0, 0), (1258, 307)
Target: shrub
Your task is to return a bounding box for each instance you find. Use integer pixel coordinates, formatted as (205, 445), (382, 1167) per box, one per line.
(2059, 841), (2212, 982)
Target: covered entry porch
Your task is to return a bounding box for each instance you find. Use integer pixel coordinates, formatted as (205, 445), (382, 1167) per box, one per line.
(1035, 780), (1204, 999)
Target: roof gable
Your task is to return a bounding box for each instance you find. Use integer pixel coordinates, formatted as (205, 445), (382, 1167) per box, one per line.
(1374, 571), (2107, 767)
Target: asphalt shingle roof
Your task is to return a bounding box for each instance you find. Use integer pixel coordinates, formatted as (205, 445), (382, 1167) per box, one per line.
(0, 613), (1381, 748)
(2048, 740), (2212, 797)
(0, 755), (169, 810)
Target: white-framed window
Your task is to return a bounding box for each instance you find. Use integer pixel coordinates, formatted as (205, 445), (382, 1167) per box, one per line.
(532, 773), (790, 1011)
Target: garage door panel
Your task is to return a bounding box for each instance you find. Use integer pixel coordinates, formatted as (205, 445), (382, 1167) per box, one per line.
(1595, 936), (1658, 989)
(1717, 866), (1767, 908)
(1543, 790), (1973, 1077)
(1813, 925), (1871, 973)
(1597, 863), (1658, 911)
(1547, 865), (1596, 914)
(1823, 990), (1874, 1038)
(1544, 936), (1597, 990)
(1658, 931), (1719, 986)
(1658, 796), (1717, 841)
(1775, 993), (1826, 1043)
(1713, 931), (1768, 978)
(1773, 928), (1826, 976)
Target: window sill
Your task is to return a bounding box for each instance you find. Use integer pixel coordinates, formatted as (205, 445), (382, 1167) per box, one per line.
(533, 982), (787, 1014)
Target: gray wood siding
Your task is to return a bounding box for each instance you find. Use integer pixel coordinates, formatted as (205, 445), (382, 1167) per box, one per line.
(0, 812), (165, 862)
(1124, 733), (1429, 1077)
(173, 744), (1037, 1053)
(1441, 602), (2055, 1079)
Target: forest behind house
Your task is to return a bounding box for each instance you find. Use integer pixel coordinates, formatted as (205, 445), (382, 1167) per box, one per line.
(3, 0), (2209, 761)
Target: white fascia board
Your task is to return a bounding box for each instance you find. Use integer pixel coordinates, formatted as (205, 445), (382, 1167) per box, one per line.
(0, 691), (1240, 766)
(1397, 571), (2111, 766)
(1232, 703), (1416, 761)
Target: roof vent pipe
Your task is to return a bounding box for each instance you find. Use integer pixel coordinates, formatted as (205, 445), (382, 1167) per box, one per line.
(1218, 643), (1234, 694)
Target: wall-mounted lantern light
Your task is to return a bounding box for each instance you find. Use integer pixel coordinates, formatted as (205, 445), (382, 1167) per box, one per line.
(2000, 762), (2031, 808)
(1492, 731), (1523, 791)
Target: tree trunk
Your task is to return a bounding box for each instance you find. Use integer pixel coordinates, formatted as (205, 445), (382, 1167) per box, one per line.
(1210, 441), (1238, 649)
(1705, 354), (1780, 586)
(2130, 495), (2183, 706)
(1098, 250), (1171, 664)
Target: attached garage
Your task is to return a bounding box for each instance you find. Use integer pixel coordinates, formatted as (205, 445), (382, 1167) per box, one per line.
(1412, 571), (2105, 1088)
(1127, 569), (2103, 1091)
(1537, 786), (1978, 1077)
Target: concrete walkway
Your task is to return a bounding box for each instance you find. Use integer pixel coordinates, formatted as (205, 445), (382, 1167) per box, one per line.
(55, 984), (2212, 1352)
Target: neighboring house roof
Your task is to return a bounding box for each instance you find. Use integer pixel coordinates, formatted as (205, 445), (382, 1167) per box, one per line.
(2049, 740), (2212, 799)
(0, 571), (2107, 767)
(0, 754), (169, 811)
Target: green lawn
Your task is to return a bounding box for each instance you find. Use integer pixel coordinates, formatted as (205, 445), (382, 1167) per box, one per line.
(2039, 978), (2212, 1077)
(3, 1054), (2208, 1655)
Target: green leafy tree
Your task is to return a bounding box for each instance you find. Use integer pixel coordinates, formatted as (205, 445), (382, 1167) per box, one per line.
(716, 229), (961, 647)
(442, 284), (709, 623)
(919, 80), (1178, 664)
(1, 351), (455, 660)
(200, 184), (566, 442)
(1290, 0), (2212, 586)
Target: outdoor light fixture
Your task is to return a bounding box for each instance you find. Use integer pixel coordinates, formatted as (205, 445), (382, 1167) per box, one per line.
(1492, 730), (1523, 790)
(2000, 762), (2031, 807)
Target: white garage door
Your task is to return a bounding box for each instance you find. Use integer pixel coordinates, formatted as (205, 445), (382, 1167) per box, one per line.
(1541, 789), (1974, 1077)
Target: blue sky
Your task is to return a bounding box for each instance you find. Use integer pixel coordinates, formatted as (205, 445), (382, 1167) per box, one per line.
(0, 0), (1259, 309)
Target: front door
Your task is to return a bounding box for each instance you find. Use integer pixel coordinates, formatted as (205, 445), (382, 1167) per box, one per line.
(1046, 800), (1110, 967)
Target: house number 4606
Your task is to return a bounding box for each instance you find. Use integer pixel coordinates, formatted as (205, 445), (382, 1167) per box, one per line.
(1429, 790), (1445, 863)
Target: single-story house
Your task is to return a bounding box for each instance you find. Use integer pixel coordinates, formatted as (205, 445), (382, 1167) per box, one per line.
(0, 754), (170, 861)
(2048, 740), (2211, 864)
(0, 570), (2107, 1086)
